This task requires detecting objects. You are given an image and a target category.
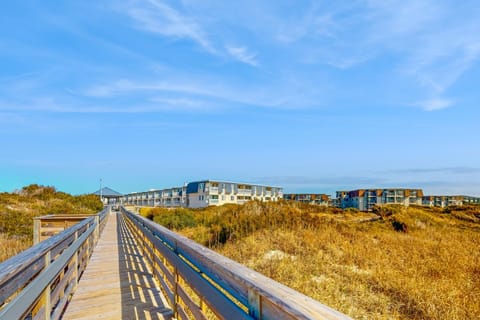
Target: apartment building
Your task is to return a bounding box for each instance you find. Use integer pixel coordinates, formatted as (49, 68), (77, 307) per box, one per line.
(422, 195), (480, 207)
(336, 188), (424, 211)
(186, 180), (283, 208)
(120, 180), (283, 209)
(283, 194), (331, 206)
(121, 187), (187, 208)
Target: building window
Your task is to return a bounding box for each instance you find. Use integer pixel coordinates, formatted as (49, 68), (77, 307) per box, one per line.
(231, 196), (234, 201)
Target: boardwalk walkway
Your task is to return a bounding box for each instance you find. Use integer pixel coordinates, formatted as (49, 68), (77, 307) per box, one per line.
(63, 212), (172, 320)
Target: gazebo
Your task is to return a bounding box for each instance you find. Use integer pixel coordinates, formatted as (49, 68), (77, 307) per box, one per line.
(92, 187), (123, 205)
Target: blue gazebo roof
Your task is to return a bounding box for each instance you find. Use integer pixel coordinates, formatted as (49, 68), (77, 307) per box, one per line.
(92, 187), (122, 197)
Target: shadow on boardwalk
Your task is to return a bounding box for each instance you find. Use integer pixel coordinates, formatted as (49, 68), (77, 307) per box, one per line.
(117, 213), (172, 320)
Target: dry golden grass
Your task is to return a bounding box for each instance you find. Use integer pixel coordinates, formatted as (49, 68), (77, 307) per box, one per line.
(146, 202), (480, 319)
(0, 184), (103, 263)
(0, 233), (31, 263)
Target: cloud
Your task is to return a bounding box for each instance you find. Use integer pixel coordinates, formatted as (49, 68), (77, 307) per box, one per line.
(0, 96), (215, 114)
(271, 1), (480, 105)
(413, 98), (454, 111)
(82, 76), (313, 110)
(255, 175), (386, 187)
(366, 0), (480, 98)
(84, 79), (215, 98)
(121, 1), (264, 67)
(386, 167), (480, 175)
(124, 0), (214, 52)
(226, 45), (259, 66)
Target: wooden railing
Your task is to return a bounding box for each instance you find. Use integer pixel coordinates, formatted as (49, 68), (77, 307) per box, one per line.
(0, 208), (109, 320)
(33, 214), (97, 244)
(122, 207), (351, 320)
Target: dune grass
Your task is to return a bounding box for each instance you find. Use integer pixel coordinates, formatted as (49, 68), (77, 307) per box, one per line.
(0, 184), (103, 263)
(0, 233), (31, 263)
(143, 202), (480, 319)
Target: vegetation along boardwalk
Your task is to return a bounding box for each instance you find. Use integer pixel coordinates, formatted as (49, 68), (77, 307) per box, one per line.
(63, 212), (172, 320)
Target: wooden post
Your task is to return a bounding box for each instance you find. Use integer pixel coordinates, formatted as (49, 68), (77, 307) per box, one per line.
(173, 240), (179, 319)
(73, 231), (79, 291)
(86, 224), (91, 260)
(33, 218), (41, 245)
(45, 251), (51, 320)
(248, 288), (262, 319)
(33, 251), (52, 320)
(173, 267), (179, 319)
(151, 246), (157, 279)
(94, 215), (100, 245)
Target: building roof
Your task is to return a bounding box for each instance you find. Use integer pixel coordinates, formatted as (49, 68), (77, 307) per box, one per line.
(92, 187), (123, 197)
(188, 179), (282, 188)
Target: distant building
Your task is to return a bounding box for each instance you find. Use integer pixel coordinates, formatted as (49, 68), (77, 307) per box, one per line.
(121, 187), (187, 208)
(120, 180), (283, 208)
(283, 193), (331, 206)
(422, 195), (480, 207)
(334, 191), (348, 208)
(186, 180), (283, 208)
(336, 188), (424, 211)
(92, 187), (122, 205)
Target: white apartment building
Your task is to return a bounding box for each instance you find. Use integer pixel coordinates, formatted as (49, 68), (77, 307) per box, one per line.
(120, 180), (283, 209)
(186, 180), (283, 208)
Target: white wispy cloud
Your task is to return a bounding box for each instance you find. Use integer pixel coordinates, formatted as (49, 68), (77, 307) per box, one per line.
(413, 98), (454, 112)
(120, 1), (265, 67)
(226, 45), (259, 66)
(0, 99), (212, 114)
(271, 1), (480, 110)
(275, 5), (340, 44)
(82, 77), (310, 109)
(386, 167), (480, 175)
(84, 79), (214, 98)
(365, 1), (480, 106)
(124, 0), (214, 52)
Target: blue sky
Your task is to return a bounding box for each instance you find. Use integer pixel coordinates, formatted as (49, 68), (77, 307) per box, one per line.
(1, 0), (480, 196)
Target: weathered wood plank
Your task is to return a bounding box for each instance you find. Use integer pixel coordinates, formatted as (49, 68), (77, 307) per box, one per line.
(50, 261), (75, 307)
(0, 257), (44, 307)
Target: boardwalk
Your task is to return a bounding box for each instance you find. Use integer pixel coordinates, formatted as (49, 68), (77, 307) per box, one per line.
(63, 212), (172, 320)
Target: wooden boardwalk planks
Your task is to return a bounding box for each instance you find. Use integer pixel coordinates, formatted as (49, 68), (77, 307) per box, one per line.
(62, 212), (172, 320)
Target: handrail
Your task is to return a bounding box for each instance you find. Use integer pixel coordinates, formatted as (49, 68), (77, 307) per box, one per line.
(0, 208), (108, 319)
(33, 214), (99, 244)
(122, 207), (350, 320)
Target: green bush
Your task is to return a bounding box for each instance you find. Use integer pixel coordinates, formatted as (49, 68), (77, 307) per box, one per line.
(153, 208), (197, 230)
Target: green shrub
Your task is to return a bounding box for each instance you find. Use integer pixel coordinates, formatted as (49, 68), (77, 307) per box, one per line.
(153, 208), (197, 230)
